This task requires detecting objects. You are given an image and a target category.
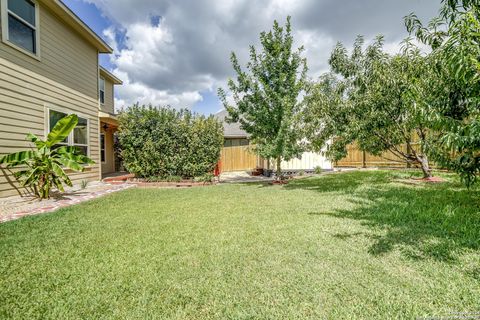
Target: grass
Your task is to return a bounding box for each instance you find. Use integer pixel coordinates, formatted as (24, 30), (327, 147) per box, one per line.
(0, 170), (479, 319)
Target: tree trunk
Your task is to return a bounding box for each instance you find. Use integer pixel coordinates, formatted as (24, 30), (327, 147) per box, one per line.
(276, 156), (282, 180)
(417, 154), (432, 179)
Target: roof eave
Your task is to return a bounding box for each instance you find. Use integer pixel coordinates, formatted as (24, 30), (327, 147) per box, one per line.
(100, 67), (123, 85)
(224, 135), (249, 139)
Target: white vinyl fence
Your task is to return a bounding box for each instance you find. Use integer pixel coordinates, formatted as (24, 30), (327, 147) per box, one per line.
(281, 152), (332, 171)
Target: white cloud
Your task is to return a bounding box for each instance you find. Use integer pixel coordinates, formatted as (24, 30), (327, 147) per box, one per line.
(112, 70), (203, 110)
(102, 27), (118, 54)
(84, 0), (437, 112)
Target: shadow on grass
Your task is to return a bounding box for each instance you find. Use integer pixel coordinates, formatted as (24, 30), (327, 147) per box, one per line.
(237, 171), (393, 190)
(287, 171), (480, 262)
(285, 171), (393, 193)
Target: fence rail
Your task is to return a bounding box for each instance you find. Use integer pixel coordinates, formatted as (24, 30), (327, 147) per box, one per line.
(335, 143), (423, 168)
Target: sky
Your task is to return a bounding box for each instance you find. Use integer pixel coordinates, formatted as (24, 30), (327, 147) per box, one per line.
(62, 0), (439, 115)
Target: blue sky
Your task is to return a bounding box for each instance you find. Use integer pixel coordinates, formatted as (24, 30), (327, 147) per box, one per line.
(61, 0), (436, 115)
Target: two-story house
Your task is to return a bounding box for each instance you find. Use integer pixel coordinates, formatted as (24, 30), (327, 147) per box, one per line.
(0, 0), (122, 198)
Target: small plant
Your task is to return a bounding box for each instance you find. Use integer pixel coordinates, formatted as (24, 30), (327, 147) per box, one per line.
(0, 114), (94, 199)
(194, 173), (215, 184)
(298, 170), (305, 176)
(80, 180), (89, 190)
(314, 166), (323, 175)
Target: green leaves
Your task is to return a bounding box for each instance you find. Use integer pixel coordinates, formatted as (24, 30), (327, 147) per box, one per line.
(117, 105), (224, 179)
(0, 151), (36, 167)
(218, 16), (307, 174)
(51, 163), (72, 188)
(404, 0), (480, 185)
(26, 133), (46, 149)
(46, 114), (78, 148)
(305, 32), (436, 177)
(0, 114), (94, 199)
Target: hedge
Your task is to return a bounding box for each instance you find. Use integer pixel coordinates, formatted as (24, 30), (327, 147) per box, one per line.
(117, 105), (224, 178)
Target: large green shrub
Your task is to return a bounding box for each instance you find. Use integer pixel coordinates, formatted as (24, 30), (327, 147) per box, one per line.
(117, 105), (224, 178)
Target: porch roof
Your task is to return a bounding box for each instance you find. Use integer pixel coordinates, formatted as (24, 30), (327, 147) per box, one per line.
(99, 111), (119, 127)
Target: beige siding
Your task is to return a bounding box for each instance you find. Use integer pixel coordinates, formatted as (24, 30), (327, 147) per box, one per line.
(0, 57), (101, 198)
(0, 2), (99, 98)
(100, 78), (115, 114)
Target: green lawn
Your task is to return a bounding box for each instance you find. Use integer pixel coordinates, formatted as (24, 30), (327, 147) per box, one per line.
(1, 170), (479, 319)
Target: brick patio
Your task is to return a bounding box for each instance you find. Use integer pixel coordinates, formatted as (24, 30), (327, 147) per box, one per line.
(0, 182), (135, 224)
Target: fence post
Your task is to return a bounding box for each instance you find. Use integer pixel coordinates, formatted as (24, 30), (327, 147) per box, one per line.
(362, 150), (366, 168)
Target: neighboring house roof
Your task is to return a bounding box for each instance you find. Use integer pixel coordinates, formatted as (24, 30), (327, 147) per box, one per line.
(215, 110), (248, 138)
(100, 67), (123, 85)
(41, 0), (113, 53)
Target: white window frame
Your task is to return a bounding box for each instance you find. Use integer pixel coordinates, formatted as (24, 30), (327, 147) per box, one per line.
(0, 0), (41, 60)
(100, 133), (106, 163)
(44, 105), (90, 158)
(99, 77), (105, 105)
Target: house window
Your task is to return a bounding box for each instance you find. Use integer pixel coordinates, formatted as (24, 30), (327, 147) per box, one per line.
(99, 77), (105, 104)
(73, 117), (89, 156)
(48, 109), (89, 156)
(100, 133), (106, 162)
(1, 0), (38, 55)
(49, 110), (69, 145)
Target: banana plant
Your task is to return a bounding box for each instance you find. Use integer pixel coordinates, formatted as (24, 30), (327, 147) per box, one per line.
(0, 114), (94, 199)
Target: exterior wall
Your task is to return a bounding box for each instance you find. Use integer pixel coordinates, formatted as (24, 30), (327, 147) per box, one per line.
(100, 78), (114, 114)
(100, 128), (115, 175)
(0, 57), (101, 197)
(0, 1), (99, 99)
(0, 2), (106, 197)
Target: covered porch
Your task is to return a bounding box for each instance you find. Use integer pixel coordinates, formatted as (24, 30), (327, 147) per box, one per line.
(99, 111), (122, 178)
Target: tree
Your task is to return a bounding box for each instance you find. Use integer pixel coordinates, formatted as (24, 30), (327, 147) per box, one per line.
(218, 16), (308, 178)
(0, 115), (94, 199)
(405, 0), (480, 185)
(304, 36), (434, 178)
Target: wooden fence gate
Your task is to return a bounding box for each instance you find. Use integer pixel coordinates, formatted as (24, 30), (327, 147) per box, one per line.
(220, 146), (259, 172)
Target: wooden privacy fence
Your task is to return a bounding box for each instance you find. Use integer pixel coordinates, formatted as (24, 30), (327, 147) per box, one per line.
(336, 143), (422, 168)
(220, 145), (259, 172)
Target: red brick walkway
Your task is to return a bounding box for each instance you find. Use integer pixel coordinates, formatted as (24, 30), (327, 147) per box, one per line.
(0, 183), (135, 224)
